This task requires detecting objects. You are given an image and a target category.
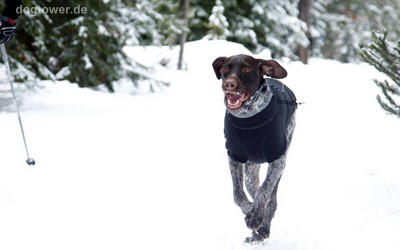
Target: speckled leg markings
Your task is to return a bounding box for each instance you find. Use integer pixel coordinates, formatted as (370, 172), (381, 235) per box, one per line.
(228, 113), (296, 244)
(244, 162), (260, 199)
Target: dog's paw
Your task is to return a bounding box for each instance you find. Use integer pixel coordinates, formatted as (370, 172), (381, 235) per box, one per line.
(245, 208), (263, 230)
(244, 236), (266, 245)
(243, 227), (270, 245)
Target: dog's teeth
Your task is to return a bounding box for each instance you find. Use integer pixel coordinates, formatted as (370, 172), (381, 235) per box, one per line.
(228, 99), (240, 105)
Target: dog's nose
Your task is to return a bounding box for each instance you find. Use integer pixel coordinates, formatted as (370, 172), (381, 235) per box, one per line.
(223, 79), (238, 91)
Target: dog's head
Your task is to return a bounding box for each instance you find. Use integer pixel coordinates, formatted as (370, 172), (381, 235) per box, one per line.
(212, 54), (287, 110)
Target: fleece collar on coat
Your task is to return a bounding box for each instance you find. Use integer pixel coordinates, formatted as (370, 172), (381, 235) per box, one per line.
(226, 79), (273, 118)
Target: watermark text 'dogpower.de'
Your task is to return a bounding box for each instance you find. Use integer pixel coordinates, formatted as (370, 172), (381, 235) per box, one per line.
(17, 5), (87, 16)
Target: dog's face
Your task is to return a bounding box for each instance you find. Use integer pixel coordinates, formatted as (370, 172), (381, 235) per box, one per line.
(212, 54), (287, 110)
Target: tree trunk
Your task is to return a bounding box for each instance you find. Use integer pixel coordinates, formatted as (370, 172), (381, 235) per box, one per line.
(298, 0), (312, 64)
(178, 0), (190, 70)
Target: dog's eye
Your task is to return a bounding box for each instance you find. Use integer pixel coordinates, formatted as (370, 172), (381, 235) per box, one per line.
(242, 67), (252, 73)
(220, 67), (230, 75)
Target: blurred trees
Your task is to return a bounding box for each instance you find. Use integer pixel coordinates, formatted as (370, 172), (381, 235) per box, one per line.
(189, 0), (309, 59)
(298, 0), (312, 63)
(1, 0), (399, 91)
(311, 0), (400, 63)
(3, 0), (166, 91)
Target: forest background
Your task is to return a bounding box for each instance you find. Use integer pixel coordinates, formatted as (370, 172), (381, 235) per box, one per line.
(0, 0), (399, 113)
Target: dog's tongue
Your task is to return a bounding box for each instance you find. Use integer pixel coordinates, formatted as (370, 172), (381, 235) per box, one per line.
(226, 92), (246, 107)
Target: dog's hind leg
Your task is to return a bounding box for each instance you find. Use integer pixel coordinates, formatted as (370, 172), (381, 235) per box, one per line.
(254, 177), (282, 241)
(245, 114), (296, 242)
(244, 162), (260, 200)
(244, 158), (285, 244)
(245, 156), (286, 231)
(229, 158), (252, 214)
(245, 179), (280, 244)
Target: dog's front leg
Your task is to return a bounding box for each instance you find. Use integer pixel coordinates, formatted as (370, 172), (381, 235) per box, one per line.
(245, 156), (286, 230)
(229, 158), (252, 214)
(244, 162), (260, 200)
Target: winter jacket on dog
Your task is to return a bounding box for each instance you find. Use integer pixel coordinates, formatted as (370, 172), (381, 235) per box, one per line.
(224, 78), (297, 164)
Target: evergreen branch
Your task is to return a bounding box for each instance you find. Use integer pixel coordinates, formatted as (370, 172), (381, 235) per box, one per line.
(362, 31), (400, 117)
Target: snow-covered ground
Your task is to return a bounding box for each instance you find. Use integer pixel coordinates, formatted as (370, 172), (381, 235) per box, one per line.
(1, 40), (400, 250)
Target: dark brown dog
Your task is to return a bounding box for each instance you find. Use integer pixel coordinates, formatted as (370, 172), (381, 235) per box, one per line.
(212, 54), (297, 244)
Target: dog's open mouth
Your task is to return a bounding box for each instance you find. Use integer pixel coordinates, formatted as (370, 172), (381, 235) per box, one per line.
(225, 91), (250, 109)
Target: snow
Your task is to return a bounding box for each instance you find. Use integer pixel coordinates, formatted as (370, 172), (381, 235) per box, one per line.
(1, 40), (400, 250)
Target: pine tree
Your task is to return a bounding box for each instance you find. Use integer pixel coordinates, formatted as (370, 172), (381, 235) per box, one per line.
(3, 0), (168, 92)
(153, 0), (184, 46)
(223, 0), (309, 58)
(361, 32), (400, 117)
(1, 0), (56, 82)
(311, 0), (400, 62)
(206, 0), (230, 40)
(311, 0), (367, 62)
(190, 0), (309, 59)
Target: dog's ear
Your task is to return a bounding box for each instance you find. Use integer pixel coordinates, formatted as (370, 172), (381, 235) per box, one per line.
(258, 59), (287, 79)
(212, 57), (227, 79)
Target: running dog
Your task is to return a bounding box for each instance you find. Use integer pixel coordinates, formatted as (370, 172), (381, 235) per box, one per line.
(212, 54), (297, 244)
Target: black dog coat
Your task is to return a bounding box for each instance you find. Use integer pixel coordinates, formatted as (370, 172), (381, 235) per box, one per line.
(224, 78), (297, 164)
